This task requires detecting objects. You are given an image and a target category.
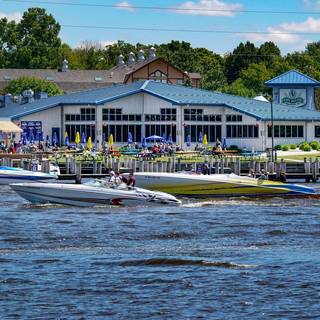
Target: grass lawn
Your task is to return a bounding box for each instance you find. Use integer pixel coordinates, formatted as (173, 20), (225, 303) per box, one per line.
(277, 152), (320, 161)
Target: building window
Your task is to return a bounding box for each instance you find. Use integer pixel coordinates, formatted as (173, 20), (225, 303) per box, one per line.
(315, 126), (320, 138)
(226, 115), (242, 122)
(65, 108), (96, 122)
(149, 70), (167, 83)
(176, 79), (183, 85)
(184, 109), (222, 122)
(227, 125), (259, 138)
(102, 125), (141, 143)
(184, 125), (222, 143)
(145, 125), (176, 142)
(145, 109), (176, 122)
(102, 108), (141, 121)
(65, 124), (96, 142)
(268, 125), (304, 138)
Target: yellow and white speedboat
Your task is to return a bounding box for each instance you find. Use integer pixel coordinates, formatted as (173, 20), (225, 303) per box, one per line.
(134, 172), (316, 198)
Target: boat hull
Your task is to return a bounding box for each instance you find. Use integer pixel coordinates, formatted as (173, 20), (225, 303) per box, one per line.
(0, 167), (56, 185)
(10, 183), (181, 207)
(134, 173), (316, 198)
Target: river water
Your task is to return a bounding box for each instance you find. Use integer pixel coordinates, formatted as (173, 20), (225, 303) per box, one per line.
(0, 185), (320, 319)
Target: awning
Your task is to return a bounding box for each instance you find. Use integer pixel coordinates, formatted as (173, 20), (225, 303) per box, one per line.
(0, 120), (23, 133)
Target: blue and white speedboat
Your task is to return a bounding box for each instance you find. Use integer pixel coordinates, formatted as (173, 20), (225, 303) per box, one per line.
(0, 166), (58, 184)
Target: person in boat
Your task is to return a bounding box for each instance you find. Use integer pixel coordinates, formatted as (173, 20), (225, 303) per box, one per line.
(127, 172), (136, 189)
(257, 169), (267, 185)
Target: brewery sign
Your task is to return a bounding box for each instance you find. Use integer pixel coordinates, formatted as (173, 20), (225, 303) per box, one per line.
(279, 89), (306, 107)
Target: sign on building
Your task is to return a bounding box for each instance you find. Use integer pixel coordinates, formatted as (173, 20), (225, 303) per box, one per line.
(279, 89), (306, 107)
(21, 121), (42, 141)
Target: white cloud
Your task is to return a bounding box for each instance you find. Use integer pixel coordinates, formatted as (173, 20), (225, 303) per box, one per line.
(303, 0), (320, 9)
(244, 16), (320, 49)
(175, 0), (242, 17)
(115, 1), (134, 12)
(0, 11), (22, 22)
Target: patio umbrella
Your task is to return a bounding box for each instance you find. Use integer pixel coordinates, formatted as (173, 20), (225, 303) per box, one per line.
(75, 132), (80, 144)
(52, 131), (58, 146)
(81, 132), (86, 144)
(198, 132), (203, 144)
(186, 134), (191, 147)
(141, 136), (147, 148)
(161, 132), (166, 143)
(222, 138), (227, 149)
(146, 135), (163, 140)
(108, 133), (114, 146)
(127, 132), (133, 144)
(167, 132), (173, 145)
(65, 134), (70, 146)
(86, 137), (93, 150)
(202, 134), (208, 146)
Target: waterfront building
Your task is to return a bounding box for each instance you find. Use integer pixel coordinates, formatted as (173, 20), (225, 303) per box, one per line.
(0, 49), (201, 93)
(1, 69), (320, 151)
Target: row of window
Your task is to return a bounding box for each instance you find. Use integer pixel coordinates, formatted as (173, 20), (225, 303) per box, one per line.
(184, 125), (222, 143)
(102, 108), (142, 121)
(65, 124), (96, 143)
(268, 125), (304, 138)
(226, 125), (259, 138)
(65, 108), (96, 122)
(102, 125), (142, 143)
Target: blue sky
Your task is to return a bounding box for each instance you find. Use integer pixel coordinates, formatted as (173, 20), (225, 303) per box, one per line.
(1, 0), (320, 54)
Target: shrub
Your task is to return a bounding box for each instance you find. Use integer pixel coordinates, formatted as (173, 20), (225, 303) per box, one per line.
(299, 142), (309, 150)
(275, 145), (282, 150)
(309, 141), (320, 150)
(289, 144), (297, 150)
(281, 145), (289, 151)
(228, 145), (239, 150)
(300, 144), (312, 152)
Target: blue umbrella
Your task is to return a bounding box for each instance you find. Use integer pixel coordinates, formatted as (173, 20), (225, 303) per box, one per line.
(81, 132), (86, 144)
(167, 132), (173, 145)
(127, 132), (133, 144)
(186, 134), (191, 147)
(198, 132), (203, 144)
(141, 137), (147, 148)
(222, 138), (227, 149)
(65, 135), (69, 146)
(103, 132), (106, 144)
(161, 132), (166, 143)
(52, 132), (58, 145)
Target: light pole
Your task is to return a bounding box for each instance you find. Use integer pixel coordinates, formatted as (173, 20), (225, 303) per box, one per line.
(270, 98), (274, 162)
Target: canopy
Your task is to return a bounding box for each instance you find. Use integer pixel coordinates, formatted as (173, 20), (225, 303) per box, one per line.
(146, 135), (162, 140)
(75, 132), (80, 144)
(222, 138), (227, 149)
(86, 137), (93, 150)
(198, 132), (203, 144)
(108, 133), (114, 146)
(202, 134), (208, 145)
(127, 132), (133, 144)
(0, 120), (22, 133)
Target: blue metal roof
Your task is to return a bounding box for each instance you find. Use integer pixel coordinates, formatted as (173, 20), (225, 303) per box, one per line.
(265, 70), (320, 86)
(1, 80), (320, 121)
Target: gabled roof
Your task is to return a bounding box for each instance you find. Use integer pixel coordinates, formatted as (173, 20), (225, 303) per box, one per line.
(1, 80), (320, 121)
(265, 70), (320, 86)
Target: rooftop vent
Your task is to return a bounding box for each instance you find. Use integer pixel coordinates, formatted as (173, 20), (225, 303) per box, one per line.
(62, 58), (69, 72)
(128, 52), (135, 65)
(118, 54), (126, 67)
(138, 49), (145, 63)
(148, 47), (156, 60)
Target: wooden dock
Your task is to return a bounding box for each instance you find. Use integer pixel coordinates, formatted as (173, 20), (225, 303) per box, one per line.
(1, 155), (319, 183)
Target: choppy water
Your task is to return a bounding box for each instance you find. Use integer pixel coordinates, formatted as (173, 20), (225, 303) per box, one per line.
(0, 185), (320, 319)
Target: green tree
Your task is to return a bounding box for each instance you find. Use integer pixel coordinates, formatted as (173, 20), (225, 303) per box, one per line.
(0, 18), (17, 68)
(13, 8), (61, 68)
(222, 78), (256, 97)
(258, 42), (281, 67)
(4, 76), (63, 96)
(225, 41), (259, 84)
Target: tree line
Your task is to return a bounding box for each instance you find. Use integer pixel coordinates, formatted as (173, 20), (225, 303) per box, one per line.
(1, 7), (320, 102)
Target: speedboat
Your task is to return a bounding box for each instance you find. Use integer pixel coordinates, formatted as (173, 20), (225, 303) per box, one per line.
(133, 172), (316, 198)
(0, 166), (58, 184)
(10, 180), (181, 207)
